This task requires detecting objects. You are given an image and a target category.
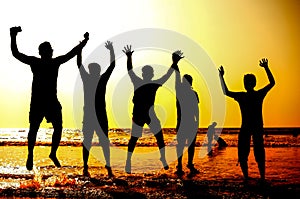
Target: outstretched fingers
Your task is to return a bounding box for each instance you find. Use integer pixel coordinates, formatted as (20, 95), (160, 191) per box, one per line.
(259, 58), (268, 67)
(123, 45), (134, 55)
(218, 66), (224, 76)
(174, 50), (184, 57)
(105, 41), (113, 49)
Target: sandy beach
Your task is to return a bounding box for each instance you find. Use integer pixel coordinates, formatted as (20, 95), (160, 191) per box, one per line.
(0, 144), (299, 198)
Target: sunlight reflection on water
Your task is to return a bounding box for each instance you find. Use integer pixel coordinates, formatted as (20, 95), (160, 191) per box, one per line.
(0, 146), (299, 186)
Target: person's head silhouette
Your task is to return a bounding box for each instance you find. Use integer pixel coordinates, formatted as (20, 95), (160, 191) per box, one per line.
(88, 63), (101, 77)
(183, 74), (193, 87)
(211, 121), (217, 127)
(142, 65), (154, 81)
(39, 42), (53, 59)
(244, 74), (256, 91)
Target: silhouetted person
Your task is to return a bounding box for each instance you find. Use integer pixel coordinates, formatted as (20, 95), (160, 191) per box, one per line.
(172, 51), (200, 176)
(10, 26), (88, 170)
(218, 58), (275, 182)
(123, 45), (177, 173)
(207, 122), (217, 156)
(214, 134), (228, 149)
(77, 37), (115, 177)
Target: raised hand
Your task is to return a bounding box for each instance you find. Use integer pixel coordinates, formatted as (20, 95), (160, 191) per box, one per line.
(105, 41), (113, 51)
(122, 45), (134, 56)
(78, 32), (89, 49)
(10, 26), (22, 36)
(259, 58), (268, 68)
(172, 50), (184, 64)
(84, 32), (89, 40)
(218, 66), (225, 76)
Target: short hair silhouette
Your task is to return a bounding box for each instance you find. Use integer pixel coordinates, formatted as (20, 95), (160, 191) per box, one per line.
(218, 58), (275, 182)
(243, 74), (256, 91)
(183, 74), (193, 85)
(77, 40), (116, 177)
(142, 65), (154, 80)
(88, 63), (101, 76)
(10, 26), (88, 170)
(38, 41), (53, 58)
(122, 45), (178, 173)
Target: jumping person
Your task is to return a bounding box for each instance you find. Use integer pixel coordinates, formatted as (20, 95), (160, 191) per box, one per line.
(218, 58), (275, 182)
(123, 45), (178, 173)
(77, 36), (116, 177)
(10, 26), (88, 170)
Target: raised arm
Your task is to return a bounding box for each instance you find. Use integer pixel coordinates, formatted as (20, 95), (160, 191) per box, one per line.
(218, 66), (238, 98)
(56, 32), (89, 64)
(76, 47), (89, 80)
(155, 50), (184, 85)
(10, 26), (36, 65)
(122, 45), (141, 82)
(102, 41), (116, 79)
(259, 58), (275, 93)
(77, 48), (83, 69)
(172, 50), (183, 89)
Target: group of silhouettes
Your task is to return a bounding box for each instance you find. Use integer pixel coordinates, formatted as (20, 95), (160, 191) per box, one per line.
(10, 27), (275, 182)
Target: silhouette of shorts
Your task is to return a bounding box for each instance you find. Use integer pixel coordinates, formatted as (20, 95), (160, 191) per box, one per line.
(29, 101), (62, 124)
(82, 113), (98, 133)
(238, 128), (265, 163)
(131, 108), (161, 138)
(82, 112), (109, 136)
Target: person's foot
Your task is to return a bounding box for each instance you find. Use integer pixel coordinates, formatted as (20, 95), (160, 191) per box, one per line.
(187, 164), (200, 175)
(83, 169), (91, 177)
(160, 158), (169, 170)
(257, 178), (268, 187)
(26, 154), (33, 170)
(105, 165), (114, 177)
(174, 166), (185, 176)
(207, 151), (213, 156)
(49, 154), (61, 168)
(125, 160), (131, 174)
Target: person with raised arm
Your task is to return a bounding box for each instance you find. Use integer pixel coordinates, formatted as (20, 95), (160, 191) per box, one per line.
(218, 58), (275, 183)
(172, 51), (200, 176)
(77, 36), (116, 177)
(122, 45), (179, 173)
(10, 26), (88, 170)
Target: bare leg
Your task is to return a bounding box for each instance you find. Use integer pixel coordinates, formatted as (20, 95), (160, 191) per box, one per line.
(26, 122), (40, 170)
(253, 132), (266, 181)
(175, 140), (185, 176)
(126, 136), (138, 173)
(154, 130), (169, 170)
(82, 130), (93, 177)
(187, 138), (199, 174)
(99, 132), (113, 177)
(49, 120), (62, 167)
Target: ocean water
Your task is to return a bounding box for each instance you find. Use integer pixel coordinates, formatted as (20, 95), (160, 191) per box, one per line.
(0, 128), (299, 190)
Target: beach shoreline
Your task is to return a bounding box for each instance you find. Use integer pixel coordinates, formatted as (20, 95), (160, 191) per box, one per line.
(0, 128), (299, 198)
(1, 171), (299, 198)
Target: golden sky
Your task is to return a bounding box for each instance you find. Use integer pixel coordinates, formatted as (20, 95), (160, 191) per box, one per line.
(0, 0), (299, 128)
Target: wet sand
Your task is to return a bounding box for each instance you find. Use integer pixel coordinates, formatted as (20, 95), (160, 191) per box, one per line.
(0, 146), (299, 198)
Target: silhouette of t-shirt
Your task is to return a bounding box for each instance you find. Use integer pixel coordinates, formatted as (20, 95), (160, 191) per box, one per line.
(176, 88), (199, 120)
(233, 89), (269, 129)
(79, 67), (99, 111)
(22, 57), (69, 109)
(132, 83), (161, 117)
(95, 63), (115, 114)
